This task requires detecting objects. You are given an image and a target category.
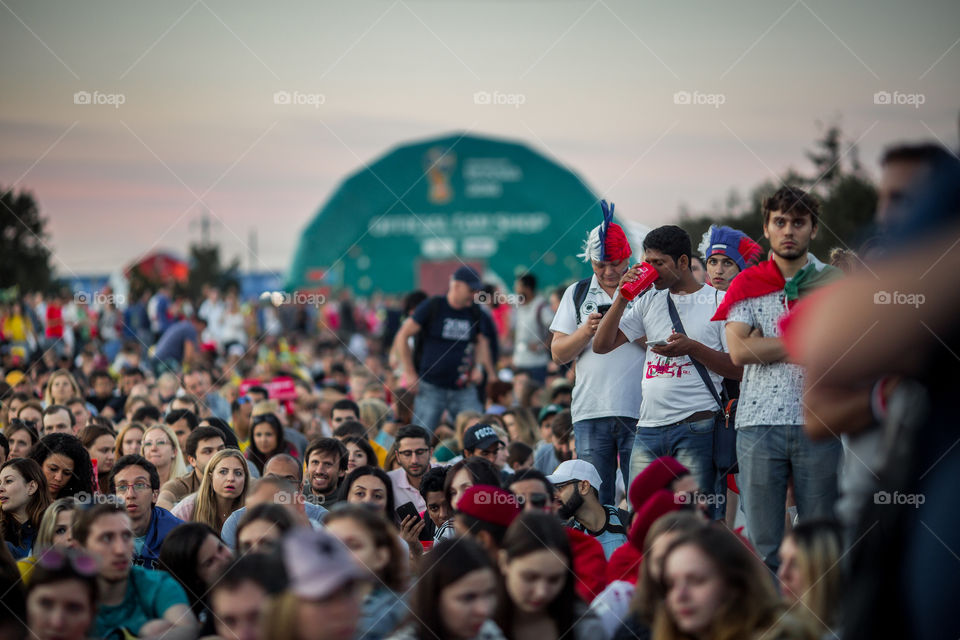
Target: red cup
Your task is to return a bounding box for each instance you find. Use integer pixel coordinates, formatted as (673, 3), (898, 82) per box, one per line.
(620, 262), (659, 300)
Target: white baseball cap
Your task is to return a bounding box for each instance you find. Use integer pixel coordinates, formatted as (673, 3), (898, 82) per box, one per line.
(547, 459), (602, 490)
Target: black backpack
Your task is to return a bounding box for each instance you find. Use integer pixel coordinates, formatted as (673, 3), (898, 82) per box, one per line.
(412, 296), (484, 374)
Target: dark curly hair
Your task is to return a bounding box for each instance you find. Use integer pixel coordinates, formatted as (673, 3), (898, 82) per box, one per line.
(28, 433), (95, 500)
(762, 185), (821, 227)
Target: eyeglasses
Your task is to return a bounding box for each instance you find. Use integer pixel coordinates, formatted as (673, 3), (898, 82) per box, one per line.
(397, 448), (429, 459)
(142, 439), (169, 448)
(36, 547), (98, 576)
(115, 482), (151, 493)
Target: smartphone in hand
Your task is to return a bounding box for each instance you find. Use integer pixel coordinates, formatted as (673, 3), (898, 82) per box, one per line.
(396, 501), (421, 523)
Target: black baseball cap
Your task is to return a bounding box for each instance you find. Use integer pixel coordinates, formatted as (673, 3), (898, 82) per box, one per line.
(463, 423), (502, 451)
(452, 265), (483, 291)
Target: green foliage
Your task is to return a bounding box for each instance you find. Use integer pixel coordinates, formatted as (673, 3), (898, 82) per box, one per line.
(0, 188), (55, 292)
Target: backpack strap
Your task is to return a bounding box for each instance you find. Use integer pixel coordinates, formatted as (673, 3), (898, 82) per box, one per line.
(572, 277), (593, 326)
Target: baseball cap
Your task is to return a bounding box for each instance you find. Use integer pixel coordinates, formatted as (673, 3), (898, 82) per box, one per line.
(282, 527), (366, 599)
(547, 459), (602, 490)
(538, 404), (563, 424)
(4, 370), (25, 387)
(463, 423), (502, 452)
(457, 485), (521, 528)
(452, 265), (483, 291)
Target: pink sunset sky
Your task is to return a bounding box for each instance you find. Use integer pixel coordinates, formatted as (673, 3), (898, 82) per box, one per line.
(1, 0), (958, 278)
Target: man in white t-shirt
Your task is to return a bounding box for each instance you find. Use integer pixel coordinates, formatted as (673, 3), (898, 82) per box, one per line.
(594, 225), (741, 512)
(512, 273), (554, 384)
(550, 200), (645, 506)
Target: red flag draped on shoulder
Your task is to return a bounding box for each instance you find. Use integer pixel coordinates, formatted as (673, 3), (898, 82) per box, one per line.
(712, 256), (843, 321)
(712, 260), (786, 321)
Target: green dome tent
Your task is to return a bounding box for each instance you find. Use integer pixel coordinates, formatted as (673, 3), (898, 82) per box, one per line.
(286, 132), (603, 295)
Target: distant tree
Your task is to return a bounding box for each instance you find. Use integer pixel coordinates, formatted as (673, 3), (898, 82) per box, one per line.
(678, 124), (876, 261)
(0, 188), (55, 292)
(186, 243), (240, 298)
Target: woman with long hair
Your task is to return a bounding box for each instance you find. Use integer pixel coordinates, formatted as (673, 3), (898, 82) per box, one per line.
(78, 425), (116, 492)
(611, 511), (707, 640)
(28, 433), (94, 501)
(777, 519), (844, 636)
(0, 459), (52, 559)
(495, 512), (604, 640)
(244, 413), (297, 474)
(42, 369), (83, 408)
(501, 408), (539, 447)
(16, 497), (79, 581)
(325, 505), (409, 639)
(114, 421), (145, 458)
(343, 436), (378, 472)
(158, 522), (233, 635)
(338, 465), (395, 522)
(140, 424), (188, 485)
(434, 457), (501, 542)
(387, 536), (505, 640)
(654, 524), (818, 640)
(172, 449), (249, 531)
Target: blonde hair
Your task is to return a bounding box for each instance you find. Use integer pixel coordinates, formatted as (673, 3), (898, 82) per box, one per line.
(630, 512), (707, 623)
(782, 520), (844, 633)
(114, 422), (146, 458)
(502, 407), (539, 447)
(192, 449), (249, 531)
(35, 497), (78, 550)
(261, 591), (299, 640)
(43, 369), (82, 406)
(454, 410), (482, 449)
(140, 424), (188, 480)
(652, 525), (819, 640)
(358, 398), (390, 436)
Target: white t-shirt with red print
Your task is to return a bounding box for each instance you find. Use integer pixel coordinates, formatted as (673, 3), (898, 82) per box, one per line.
(619, 284), (727, 427)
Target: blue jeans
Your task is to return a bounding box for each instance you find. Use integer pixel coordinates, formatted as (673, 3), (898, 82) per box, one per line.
(574, 416), (635, 506)
(630, 416), (718, 515)
(515, 365), (548, 385)
(413, 380), (483, 435)
(737, 425), (842, 571)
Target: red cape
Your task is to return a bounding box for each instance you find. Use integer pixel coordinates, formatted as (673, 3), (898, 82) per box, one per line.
(712, 259), (785, 321)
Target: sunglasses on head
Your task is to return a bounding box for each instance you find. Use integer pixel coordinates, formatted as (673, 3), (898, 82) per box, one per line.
(36, 547), (98, 577)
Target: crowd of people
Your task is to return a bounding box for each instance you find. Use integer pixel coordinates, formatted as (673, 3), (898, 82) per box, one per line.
(0, 140), (957, 640)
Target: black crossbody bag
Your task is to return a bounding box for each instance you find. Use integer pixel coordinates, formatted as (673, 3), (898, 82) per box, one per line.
(665, 296), (739, 475)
